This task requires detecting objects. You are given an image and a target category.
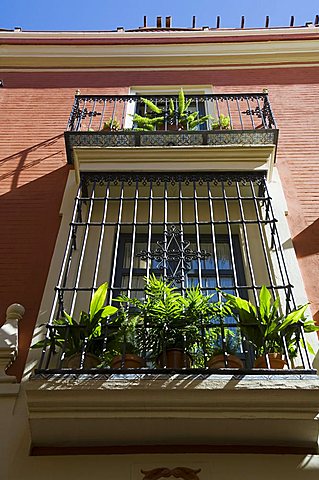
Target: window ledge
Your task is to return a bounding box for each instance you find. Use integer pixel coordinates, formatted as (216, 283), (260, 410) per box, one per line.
(26, 374), (319, 449)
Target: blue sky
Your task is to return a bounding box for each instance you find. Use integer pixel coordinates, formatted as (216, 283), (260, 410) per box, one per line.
(1, 0), (318, 31)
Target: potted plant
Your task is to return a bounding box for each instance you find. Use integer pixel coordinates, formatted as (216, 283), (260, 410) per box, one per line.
(206, 328), (244, 369)
(132, 89), (212, 132)
(211, 114), (231, 130)
(32, 283), (118, 368)
(101, 117), (121, 131)
(221, 286), (318, 369)
(103, 307), (145, 369)
(116, 275), (228, 369)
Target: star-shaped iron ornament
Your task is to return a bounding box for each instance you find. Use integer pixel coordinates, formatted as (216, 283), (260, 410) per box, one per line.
(136, 225), (211, 283)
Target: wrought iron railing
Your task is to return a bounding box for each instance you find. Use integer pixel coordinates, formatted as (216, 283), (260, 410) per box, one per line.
(35, 319), (314, 375)
(66, 93), (277, 132)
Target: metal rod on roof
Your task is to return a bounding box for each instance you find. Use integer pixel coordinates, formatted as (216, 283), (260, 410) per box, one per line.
(165, 16), (172, 28)
(157, 16), (162, 28)
(290, 16), (295, 27)
(192, 16), (196, 28)
(143, 16), (147, 28)
(265, 16), (270, 28)
(216, 16), (220, 28)
(315, 14), (319, 25)
(241, 16), (245, 28)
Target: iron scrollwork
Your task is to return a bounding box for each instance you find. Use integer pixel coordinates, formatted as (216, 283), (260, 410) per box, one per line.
(136, 225), (211, 283)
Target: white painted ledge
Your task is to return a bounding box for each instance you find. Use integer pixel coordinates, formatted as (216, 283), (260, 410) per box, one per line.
(26, 374), (319, 448)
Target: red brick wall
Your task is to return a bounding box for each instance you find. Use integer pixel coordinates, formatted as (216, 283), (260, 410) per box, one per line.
(1, 68), (318, 378)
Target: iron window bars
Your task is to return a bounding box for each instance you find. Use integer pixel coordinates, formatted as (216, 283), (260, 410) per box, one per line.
(35, 172), (314, 374)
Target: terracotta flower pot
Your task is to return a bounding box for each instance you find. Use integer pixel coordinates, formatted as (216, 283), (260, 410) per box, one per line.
(157, 348), (191, 368)
(65, 353), (100, 369)
(111, 354), (145, 369)
(254, 352), (287, 369)
(207, 354), (244, 369)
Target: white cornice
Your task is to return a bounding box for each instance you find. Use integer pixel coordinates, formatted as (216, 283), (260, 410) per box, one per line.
(1, 38), (319, 68)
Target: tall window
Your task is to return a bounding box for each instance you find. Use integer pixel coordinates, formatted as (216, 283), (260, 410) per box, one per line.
(48, 172), (294, 323)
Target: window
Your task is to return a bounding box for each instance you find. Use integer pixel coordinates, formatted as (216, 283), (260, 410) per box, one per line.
(49, 171), (294, 320)
(36, 171), (312, 373)
(115, 233), (245, 299)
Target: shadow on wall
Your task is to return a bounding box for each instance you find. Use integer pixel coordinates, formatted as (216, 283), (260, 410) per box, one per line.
(0, 134), (65, 194)
(292, 218), (319, 323)
(0, 165), (70, 381)
(293, 218), (319, 258)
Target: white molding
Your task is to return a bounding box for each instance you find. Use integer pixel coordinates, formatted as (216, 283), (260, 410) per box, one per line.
(1, 39), (319, 68)
(73, 145), (275, 182)
(25, 374), (319, 447)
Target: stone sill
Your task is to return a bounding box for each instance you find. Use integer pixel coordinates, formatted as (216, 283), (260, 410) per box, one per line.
(26, 373), (319, 449)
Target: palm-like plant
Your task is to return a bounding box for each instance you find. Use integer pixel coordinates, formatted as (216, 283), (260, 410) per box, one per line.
(33, 283), (118, 359)
(133, 89), (212, 131)
(221, 286), (318, 359)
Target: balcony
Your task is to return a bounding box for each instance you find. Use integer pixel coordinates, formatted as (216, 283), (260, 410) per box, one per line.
(64, 92), (279, 178)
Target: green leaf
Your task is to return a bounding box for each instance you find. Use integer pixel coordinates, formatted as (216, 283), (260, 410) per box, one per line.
(188, 115), (211, 130)
(306, 341), (315, 355)
(178, 89), (185, 115)
(184, 98), (192, 111)
(141, 97), (163, 114)
(280, 304), (309, 330)
(63, 311), (74, 325)
(259, 285), (272, 320)
(90, 283), (108, 321)
(303, 320), (319, 332)
(100, 305), (118, 318)
(169, 98), (175, 116)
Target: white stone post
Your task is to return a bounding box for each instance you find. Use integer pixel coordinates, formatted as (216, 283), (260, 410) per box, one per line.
(0, 304), (25, 383)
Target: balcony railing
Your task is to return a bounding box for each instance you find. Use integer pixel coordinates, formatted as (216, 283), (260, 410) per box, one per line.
(35, 318), (315, 375)
(67, 92), (276, 132)
(64, 92), (278, 161)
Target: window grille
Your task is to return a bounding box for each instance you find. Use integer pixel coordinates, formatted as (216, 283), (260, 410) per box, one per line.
(36, 172), (314, 373)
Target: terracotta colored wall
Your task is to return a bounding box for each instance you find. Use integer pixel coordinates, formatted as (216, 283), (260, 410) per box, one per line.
(1, 67), (318, 378)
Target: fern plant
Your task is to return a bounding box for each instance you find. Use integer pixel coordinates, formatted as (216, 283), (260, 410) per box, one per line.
(132, 89), (212, 131)
(115, 275), (230, 361)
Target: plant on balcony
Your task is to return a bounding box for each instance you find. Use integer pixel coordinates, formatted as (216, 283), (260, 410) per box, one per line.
(221, 286), (319, 368)
(100, 307), (145, 369)
(101, 117), (121, 131)
(115, 275), (229, 369)
(32, 283), (118, 368)
(211, 114), (231, 130)
(132, 89), (212, 132)
(206, 327), (244, 369)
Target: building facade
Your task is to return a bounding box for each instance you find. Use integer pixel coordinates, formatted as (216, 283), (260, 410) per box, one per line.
(1, 18), (319, 480)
